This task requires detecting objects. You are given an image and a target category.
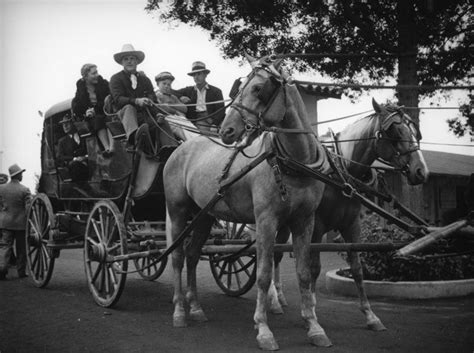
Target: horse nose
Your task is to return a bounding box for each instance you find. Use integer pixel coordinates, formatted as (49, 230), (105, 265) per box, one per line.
(415, 167), (428, 182)
(220, 127), (235, 143)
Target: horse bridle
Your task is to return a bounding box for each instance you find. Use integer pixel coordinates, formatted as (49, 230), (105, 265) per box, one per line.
(229, 64), (285, 136)
(375, 109), (421, 173)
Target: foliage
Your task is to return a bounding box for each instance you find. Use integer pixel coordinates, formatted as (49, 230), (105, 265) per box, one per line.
(341, 212), (474, 282)
(447, 96), (473, 137)
(147, 0), (472, 127)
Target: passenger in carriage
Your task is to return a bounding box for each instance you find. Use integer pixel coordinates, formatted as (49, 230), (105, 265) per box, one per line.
(175, 61), (225, 132)
(109, 44), (178, 157)
(56, 115), (89, 183)
(72, 63), (113, 157)
(154, 71), (187, 116)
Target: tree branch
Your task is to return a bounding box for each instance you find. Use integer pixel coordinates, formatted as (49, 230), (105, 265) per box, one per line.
(340, 2), (398, 54)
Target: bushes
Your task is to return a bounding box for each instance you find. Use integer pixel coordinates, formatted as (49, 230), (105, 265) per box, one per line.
(345, 212), (474, 282)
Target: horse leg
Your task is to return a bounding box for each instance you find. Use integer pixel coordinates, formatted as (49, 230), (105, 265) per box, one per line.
(268, 226), (290, 314)
(254, 216), (279, 351)
(185, 214), (215, 323)
(291, 217), (332, 347)
(342, 222), (386, 331)
(169, 206), (189, 328)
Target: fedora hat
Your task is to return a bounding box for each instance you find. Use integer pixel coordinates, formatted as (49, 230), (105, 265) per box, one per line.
(114, 44), (145, 65)
(155, 71), (175, 82)
(58, 114), (73, 124)
(9, 164), (25, 178)
(187, 61), (210, 76)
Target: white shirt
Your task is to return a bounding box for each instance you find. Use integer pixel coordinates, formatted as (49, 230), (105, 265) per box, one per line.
(195, 84), (209, 112)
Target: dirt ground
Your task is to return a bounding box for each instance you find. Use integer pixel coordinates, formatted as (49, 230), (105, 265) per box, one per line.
(1, 250), (473, 353)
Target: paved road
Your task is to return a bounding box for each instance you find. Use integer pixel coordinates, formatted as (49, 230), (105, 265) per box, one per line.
(1, 250), (473, 353)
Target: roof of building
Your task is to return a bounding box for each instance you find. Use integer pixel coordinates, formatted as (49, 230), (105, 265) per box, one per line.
(296, 84), (342, 99)
(374, 150), (474, 177)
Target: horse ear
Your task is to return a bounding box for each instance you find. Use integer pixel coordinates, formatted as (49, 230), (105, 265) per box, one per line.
(245, 52), (257, 67)
(372, 98), (382, 113)
(272, 59), (283, 70)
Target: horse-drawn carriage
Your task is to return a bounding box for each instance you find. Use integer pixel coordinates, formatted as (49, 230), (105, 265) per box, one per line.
(26, 98), (257, 307)
(26, 55), (472, 350)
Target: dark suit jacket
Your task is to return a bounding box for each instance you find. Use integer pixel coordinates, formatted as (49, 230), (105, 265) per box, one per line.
(72, 75), (110, 118)
(109, 70), (156, 110)
(57, 134), (87, 166)
(175, 84), (225, 126)
(0, 180), (31, 230)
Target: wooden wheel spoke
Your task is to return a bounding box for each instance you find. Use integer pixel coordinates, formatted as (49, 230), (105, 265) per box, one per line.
(226, 261), (232, 288)
(104, 264), (111, 295)
(91, 218), (103, 242)
(232, 262), (242, 288)
(217, 260), (227, 279)
(104, 210), (111, 244)
(32, 248), (40, 274)
(108, 264), (118, 286)
(87, 237), (100, 247)
(98, 208), (106, 243)
(237, 257), (252, 278)
(91, 263), (102, 284)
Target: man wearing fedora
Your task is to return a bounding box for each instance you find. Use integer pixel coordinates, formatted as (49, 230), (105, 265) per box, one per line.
(57, 114), (89, 183)
(176, 61), (225, 132)
(0, 164), (31, 280)
(109, 44), (177, 156)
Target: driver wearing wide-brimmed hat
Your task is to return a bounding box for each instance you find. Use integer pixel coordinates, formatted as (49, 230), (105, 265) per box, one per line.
(175, 61), (225, 132)
(0, 163), (31, 280)
(109, 44), (178, 157)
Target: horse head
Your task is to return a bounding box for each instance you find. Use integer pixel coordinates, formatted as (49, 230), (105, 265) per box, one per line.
(372, 98), (429, 185)
(220, 54), (288, 145)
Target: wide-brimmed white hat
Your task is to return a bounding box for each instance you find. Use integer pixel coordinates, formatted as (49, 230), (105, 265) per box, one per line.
(187, 61), (210, 76)
(114, 44), (145, 65)
(9, 164), (25, 178)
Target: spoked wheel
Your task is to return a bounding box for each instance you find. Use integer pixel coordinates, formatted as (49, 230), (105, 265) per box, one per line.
(84, 200), (128, 308)
(209, 222), (257, 297)
(133, 250), (167, 281)
(25, 193), (56, 288)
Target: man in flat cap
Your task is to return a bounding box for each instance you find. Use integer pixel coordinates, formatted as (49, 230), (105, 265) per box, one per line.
(176, 61), (225, 132)
(0, 164), (31, 279)
(109, 44), (177, 157)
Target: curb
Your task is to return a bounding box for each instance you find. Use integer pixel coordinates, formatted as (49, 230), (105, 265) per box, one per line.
(325, 268), (474, 299)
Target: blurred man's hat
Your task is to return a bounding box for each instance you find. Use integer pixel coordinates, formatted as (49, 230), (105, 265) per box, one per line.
(187, 61), (210, 76)
(9, 164), (25, 178)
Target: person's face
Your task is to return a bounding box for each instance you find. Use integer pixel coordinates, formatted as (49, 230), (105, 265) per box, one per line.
(121, 55), (138, 73)
(62, 121), (73, 134)
(85, 67), (99, 84)
(157, 79), (173, 94)
(192, 72), (207, 86)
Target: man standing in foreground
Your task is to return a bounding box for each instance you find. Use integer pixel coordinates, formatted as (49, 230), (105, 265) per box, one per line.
(176, 61), (225, 132)
(0, 164), (31, 280)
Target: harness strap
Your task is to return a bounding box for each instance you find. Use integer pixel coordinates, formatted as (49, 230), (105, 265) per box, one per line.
(278, 156), (426, 236)
(267, 154), (289, 202)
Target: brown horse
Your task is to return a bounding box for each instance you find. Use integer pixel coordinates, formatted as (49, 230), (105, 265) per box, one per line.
(269, 99), (430, 334)
(163, 55), (330, 350)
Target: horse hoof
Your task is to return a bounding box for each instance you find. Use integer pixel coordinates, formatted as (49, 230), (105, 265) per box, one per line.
(189, 309), (208, 322)
(309, 334), (333, 347)
(173, 315), (187, 328)
(257, 335), (279, 351)
(368, 320), (387, 331)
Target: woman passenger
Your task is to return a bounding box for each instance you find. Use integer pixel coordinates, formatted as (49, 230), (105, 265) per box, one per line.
(72, 63), (112, 156)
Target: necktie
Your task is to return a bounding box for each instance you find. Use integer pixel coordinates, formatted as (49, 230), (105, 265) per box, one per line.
(130, 74), (138, 90)
(71, 133), (80, 145)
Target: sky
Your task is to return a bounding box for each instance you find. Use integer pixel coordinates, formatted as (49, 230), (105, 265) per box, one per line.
(0, 0), (472, 190)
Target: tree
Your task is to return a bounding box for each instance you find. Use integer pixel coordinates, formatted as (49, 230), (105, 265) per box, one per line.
(147, 0), (472, 125)
(148, 0), (473, 216)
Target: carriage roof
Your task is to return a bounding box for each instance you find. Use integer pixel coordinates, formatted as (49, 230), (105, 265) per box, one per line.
(44, 98), (72, 120)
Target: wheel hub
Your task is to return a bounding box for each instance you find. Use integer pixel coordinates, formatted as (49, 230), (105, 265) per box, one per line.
(89, 242), (107, 262)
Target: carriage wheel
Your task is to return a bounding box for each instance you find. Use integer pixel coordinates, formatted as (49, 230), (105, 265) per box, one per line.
(209, 222), (257, 297)
(84, 200), (128, 308)
(133, 250), (167, 281)
(25, 193), (56, 288)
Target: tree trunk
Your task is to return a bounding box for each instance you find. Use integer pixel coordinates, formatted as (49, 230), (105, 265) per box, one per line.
(396, 1), (426, 219)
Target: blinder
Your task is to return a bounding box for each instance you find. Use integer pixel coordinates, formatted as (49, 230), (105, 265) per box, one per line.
(229, 78), (242, 100)
(257, 76), (281, 105)
(381, 111), (422, 141)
